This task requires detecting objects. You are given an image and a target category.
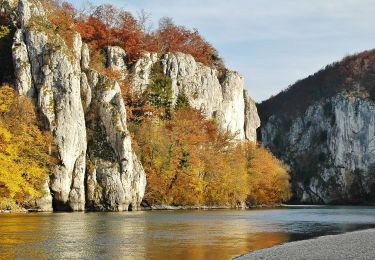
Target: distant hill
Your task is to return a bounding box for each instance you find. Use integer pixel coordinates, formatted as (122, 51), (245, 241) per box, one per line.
(258, 49), (375, 204)
(258, 49), (375, 127)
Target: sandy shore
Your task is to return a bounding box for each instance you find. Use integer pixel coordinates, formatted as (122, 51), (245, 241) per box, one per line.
(237, 229), (375, 260)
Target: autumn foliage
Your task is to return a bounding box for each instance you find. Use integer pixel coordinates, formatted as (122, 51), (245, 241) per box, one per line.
(44, 0), (221, 66)
(245, 144), (291, 205)
(119, 61), (291, 206)
(119, 58), (291, 206)
(130, 105), (291, 207)
(144, 17), (219, 66)
(0, 86), (56, 210)
(0, 1), (291, 209)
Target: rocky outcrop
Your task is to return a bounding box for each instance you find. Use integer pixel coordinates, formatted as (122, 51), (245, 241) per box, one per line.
(261, 93), (375, 204)
(9, 0), (146, 211)
(106, 46), (127, 80)
(130, 52), (260, 141)
(244, 90), (260, 142)
(85, 72), (146, 211)
(26, 181), (53, 211)
(131, 52), (158, 93)
(7, 0), (259, 211)
(12, 29), (33, 96)
(11, 0), (87, 210)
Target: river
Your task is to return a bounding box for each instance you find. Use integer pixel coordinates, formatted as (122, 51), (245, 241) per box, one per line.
(1, 206), (375, 259)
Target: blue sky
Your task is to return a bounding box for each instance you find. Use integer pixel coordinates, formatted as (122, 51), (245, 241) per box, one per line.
(68, 0), (375, 102)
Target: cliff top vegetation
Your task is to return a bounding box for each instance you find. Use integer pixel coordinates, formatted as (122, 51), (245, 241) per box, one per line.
(42, 0), (223, 69)
(259, 49), (375, 124)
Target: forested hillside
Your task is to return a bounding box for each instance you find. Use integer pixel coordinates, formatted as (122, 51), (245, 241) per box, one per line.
(258, 50), (375, 204)
(259, 50), (375, 128)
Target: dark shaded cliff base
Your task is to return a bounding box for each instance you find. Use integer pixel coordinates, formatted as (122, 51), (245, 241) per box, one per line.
(237, 229), (375, 260)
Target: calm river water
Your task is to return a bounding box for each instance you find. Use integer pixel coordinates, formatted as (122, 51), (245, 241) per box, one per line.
(1, 206), (375, 259)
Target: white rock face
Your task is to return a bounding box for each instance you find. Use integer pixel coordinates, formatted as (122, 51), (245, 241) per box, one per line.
(9, 0), (146, 211)
(81, 43), (90, 70)
(106, 46), (127, 80)
(131, 52), (260, 141)
(13, 0), (86, 210)
(244, 90), (261, 142)
(33, 181), (53, 211)
(161, 52), (223, 118)
(12, 30), (33, 96)
(131, 52), (159, 93)
(220, 70), (246, 139)
(85, 73), (146, 211)
(262, 93), (375, 203)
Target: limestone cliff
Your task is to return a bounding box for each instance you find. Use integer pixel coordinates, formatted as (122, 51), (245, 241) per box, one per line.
(110, 51), (260, 141)
(259, 51), (375, 204)
(9, 0), (146, 211)
(5, 0), (259, 211)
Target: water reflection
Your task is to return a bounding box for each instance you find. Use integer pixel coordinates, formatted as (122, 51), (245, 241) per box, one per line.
(0, 214), (49, 259)
(141, 213), (290, 259)
(0, 207), (375, 259)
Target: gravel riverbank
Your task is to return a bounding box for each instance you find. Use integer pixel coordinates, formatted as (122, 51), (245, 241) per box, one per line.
(237, 229), (375, 260)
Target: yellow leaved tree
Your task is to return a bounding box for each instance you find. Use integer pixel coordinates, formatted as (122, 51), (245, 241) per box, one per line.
(0, 85), (56, 210)
(245, 143), (291, 205)
(131, 105), (291, 207)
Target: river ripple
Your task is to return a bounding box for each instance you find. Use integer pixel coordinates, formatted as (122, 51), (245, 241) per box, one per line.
(1, 206), (375, 259)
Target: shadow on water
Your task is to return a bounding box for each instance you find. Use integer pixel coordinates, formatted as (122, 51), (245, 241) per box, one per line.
(1, 206), (375, 259)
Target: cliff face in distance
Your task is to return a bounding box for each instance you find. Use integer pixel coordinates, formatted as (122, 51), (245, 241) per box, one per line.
(4, 0), (261, 211)
(259, 50), (375, 204)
